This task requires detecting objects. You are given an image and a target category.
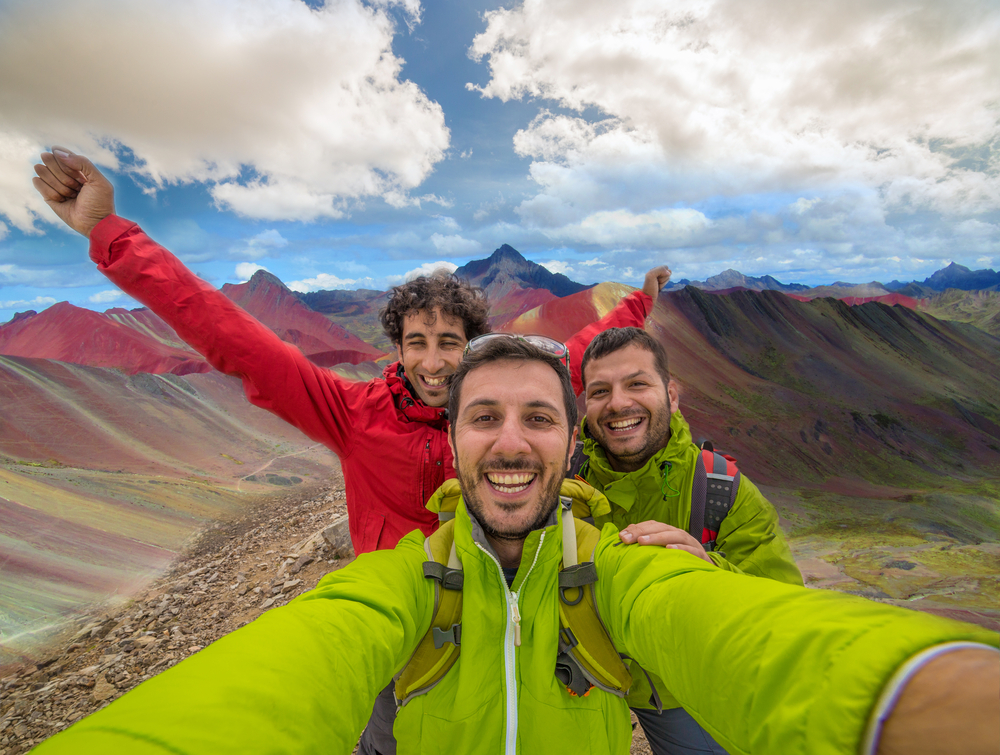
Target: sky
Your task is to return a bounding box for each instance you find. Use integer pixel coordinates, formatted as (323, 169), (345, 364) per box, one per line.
(0, 0), (998, 322)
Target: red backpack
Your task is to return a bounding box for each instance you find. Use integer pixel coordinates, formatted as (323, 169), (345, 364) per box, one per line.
(568, 439), (741, 552)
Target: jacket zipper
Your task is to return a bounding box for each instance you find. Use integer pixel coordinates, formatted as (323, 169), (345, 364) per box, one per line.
(475, 531), (545, 755)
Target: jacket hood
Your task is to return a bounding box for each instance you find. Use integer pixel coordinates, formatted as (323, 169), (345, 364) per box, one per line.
(581, 411), (692, 513)
(382, 361), (449, 426)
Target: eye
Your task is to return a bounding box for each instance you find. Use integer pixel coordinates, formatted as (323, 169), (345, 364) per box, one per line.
(588, 387), (608, 398)
(527, 414), (554, 425)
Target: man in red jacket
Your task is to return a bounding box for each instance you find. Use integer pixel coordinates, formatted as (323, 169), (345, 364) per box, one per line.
(31, 147), (668, 558)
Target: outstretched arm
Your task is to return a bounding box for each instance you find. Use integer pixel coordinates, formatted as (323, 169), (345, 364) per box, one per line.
(596, 533), (999, 755)
(32, 149), (371, 456)
(565, 265), (670, 394)
(33, 536), (434, 755)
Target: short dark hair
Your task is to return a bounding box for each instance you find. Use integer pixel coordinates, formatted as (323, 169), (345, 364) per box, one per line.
(379, 271), (490, 345)
(580, 327), (670, 390)
(448, 337), (578, 438)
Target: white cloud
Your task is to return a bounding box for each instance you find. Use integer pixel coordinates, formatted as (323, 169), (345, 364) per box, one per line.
(0, 0), (447, 230)
(471, 0), (1000, 226)
(88, 290), (126, 304)
(541, 259), (571, 275)
(235, 229), (289, 261)
(0, 295), (56, 310)
(385, 261), (458, 285)
(235, 262), (269, 281)
(430, 233), (482, 256)
(287, 272), (357, 292)
(0, 221), (7, 241)
(976, 256), (994, 267)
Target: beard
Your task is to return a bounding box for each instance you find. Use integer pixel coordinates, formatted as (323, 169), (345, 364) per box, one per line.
(590, 406), (671, 473)
(458, 457), (566, 542)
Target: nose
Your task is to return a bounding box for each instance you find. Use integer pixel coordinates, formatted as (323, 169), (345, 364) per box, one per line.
(607, 384), (634, 413)
(421, 345), (446, 374)
(491, 414), (532, 457)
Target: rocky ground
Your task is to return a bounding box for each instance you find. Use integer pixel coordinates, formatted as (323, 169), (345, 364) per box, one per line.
(0, 474), (654, 754)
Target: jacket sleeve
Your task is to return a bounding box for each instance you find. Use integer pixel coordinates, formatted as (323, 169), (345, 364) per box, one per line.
(595, 530), (999, 755)
(32, 534), (434, 755)
(565, 290), (653, 395)
(707, 475), (804, 586)
(89, 215), (369, 457)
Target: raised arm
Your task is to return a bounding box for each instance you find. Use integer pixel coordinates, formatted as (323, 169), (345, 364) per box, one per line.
(33, 536), (434, 755)
(33, 149), (371, 455)
(565, 265), (670, 394)
(596, 533), (999, 755)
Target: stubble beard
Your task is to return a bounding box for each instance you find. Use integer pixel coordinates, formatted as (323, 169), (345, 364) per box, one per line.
(458, 458), (566, 542)
(594, 407), (671, 473)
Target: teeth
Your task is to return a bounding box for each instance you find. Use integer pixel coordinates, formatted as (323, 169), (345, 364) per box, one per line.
(423, 376), (447, 386)
(486, 472), (536, 493)
(608, 418), (642, 430)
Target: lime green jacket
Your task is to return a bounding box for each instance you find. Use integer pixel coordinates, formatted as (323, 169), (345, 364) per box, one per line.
(34, 494), (997, 755)
(582, 410), (803, 708)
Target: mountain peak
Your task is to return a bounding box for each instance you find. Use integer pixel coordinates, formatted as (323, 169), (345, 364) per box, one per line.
(454, 244), (592, 300)
(247, 269), (292, 292)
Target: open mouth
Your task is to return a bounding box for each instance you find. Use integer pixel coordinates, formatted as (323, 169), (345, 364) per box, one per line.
(420, 374), (449, 389)
(605, 416), (645, 434)
(485, 471), (537, 494)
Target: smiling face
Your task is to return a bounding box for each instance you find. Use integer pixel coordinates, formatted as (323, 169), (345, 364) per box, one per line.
(396, 307), (467, 407)
(450, 359), (575, 544)
(584, 344), (677, 473)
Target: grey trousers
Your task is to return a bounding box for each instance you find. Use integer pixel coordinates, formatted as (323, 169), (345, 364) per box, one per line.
(358, 684), (729, 755)
(357, 682), (397, 755)
(634, 706), (730, 755)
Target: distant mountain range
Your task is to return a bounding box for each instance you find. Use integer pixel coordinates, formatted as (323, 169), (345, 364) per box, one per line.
(2, 245), (1000, 371)
(665, 269), (810, 293)
(887, 263), (1000, 297)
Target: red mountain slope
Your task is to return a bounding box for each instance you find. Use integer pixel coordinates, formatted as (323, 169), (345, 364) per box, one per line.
(221, 271), (383, 367)
(0, 272), (384, 374)
(500, 282), (634, 341)
(0, 303), (210, 376)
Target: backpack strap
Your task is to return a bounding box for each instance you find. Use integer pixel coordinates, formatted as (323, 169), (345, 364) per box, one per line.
(554, 496), (633, 699)
(690, 444), (741, 552)
(567, 440), (588, 479)
(394, 522), (463, 707)
(402, 480), (628, 707)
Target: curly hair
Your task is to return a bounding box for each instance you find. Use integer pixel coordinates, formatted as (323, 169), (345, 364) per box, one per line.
(379, 271), (490, 345)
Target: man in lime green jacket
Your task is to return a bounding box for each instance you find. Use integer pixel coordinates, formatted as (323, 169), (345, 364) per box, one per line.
(577, 326), (803, 752)
(33, 337), (998, 755)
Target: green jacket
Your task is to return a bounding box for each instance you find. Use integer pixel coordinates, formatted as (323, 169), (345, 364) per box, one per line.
(582, 410), (803, 709)
(34, 493), (998, 755)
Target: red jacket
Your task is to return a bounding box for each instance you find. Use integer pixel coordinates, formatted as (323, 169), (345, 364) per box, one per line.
(90, 215), (652, 554)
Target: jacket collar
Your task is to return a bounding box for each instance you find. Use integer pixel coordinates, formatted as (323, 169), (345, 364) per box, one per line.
(382, 361), (449, 425)
(580, 411), (691, 512)
(425, 478), (610, 565)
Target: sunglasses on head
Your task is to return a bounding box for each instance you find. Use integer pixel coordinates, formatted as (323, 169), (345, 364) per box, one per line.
(464, 333), (570, 369)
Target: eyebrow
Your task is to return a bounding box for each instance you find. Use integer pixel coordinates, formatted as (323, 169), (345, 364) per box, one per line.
(461, 398), (563, 414)
(403, 330), (465, 342)
(588, 369), (651, 386)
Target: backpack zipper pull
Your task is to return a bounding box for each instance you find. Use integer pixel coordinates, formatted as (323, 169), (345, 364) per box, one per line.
(510, 593), (522, 647)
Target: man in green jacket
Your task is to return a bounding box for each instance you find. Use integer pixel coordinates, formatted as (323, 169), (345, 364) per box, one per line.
(33, 338), (999, 755)
(577, 326), (802, 753)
